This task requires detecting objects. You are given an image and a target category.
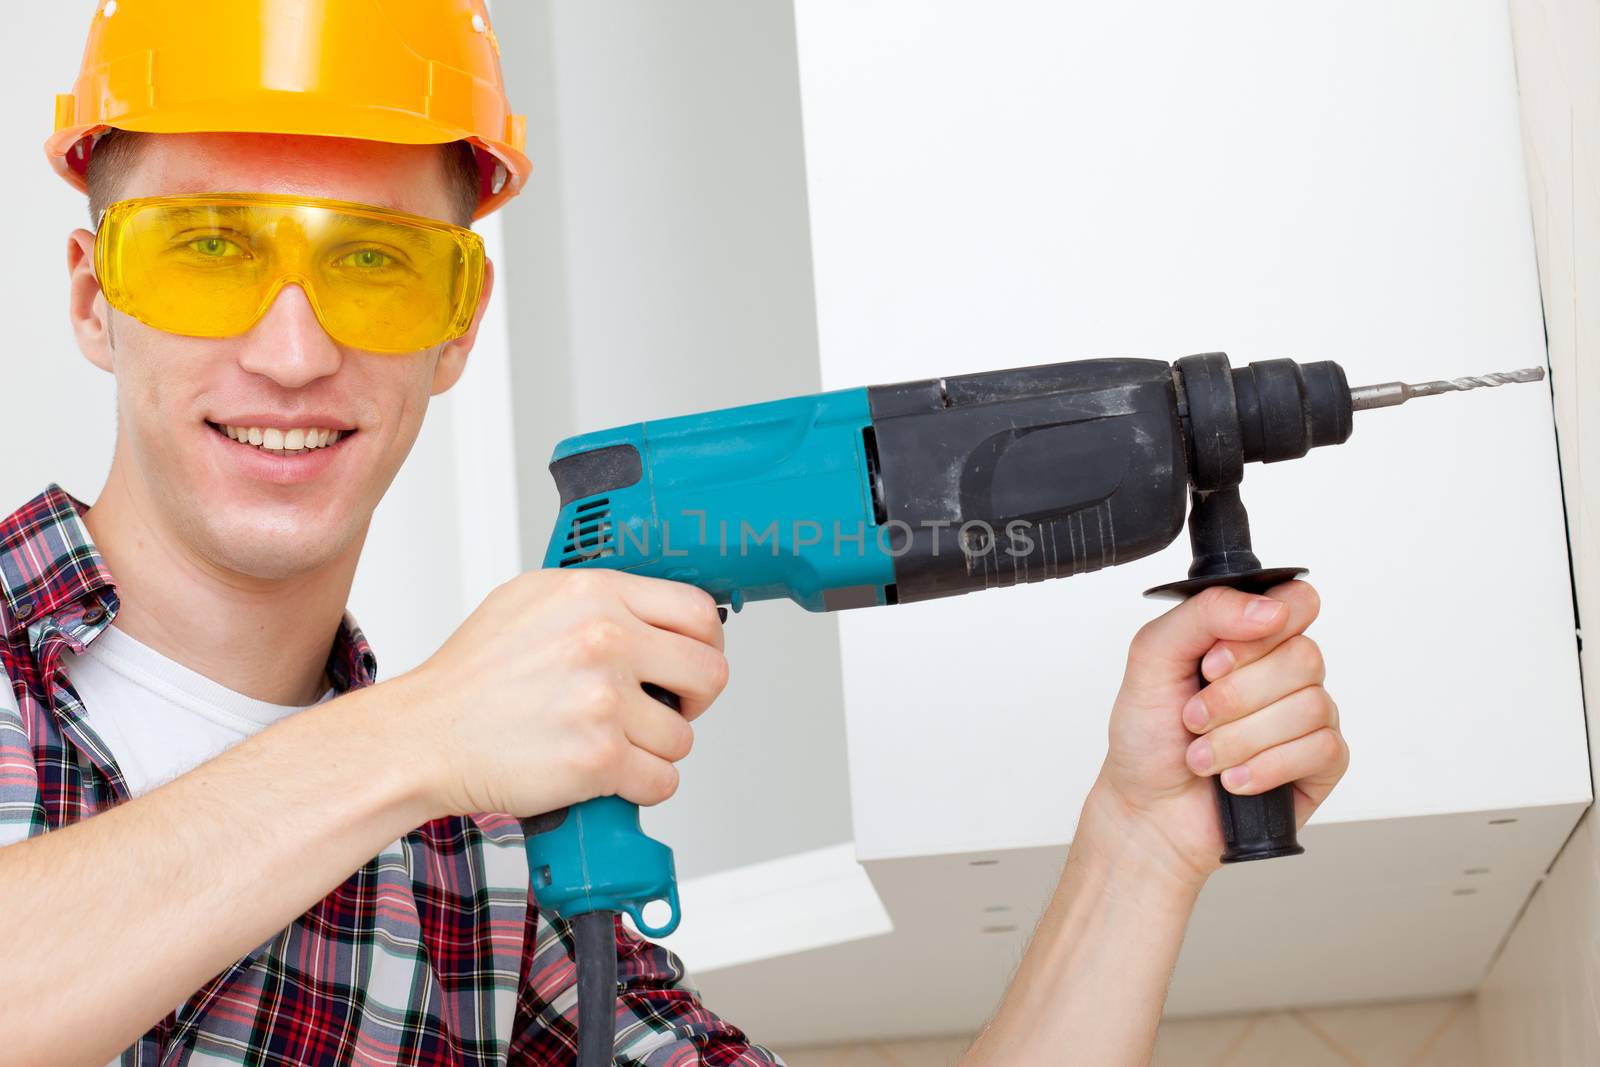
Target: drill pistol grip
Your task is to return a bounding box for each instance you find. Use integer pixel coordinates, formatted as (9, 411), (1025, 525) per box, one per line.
(520, 684), (683, 937)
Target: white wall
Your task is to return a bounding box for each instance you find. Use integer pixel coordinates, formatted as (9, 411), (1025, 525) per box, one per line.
(3, 1), (521, 681)
(5, 4), (117, 509)
(493, 0), (853, 879)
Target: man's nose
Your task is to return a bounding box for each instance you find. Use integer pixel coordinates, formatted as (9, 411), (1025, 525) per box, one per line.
(234, 281), (343, 388)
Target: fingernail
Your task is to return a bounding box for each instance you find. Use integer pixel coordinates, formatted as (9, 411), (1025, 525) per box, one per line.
(1222, 765), (1251, 790)
(1202, 645), (1234, 679)
(717, 606), (728, 623)
(1187, 738), (1213, 773)
(1182, 694), (1209, 731)
(1245, 597), (1283, 624)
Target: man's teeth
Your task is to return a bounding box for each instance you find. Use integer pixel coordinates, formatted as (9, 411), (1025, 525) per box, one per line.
(218, 424), (345, 454)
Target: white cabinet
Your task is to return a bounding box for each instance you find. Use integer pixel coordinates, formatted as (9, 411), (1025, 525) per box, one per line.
(496, 0), (1589, 1047)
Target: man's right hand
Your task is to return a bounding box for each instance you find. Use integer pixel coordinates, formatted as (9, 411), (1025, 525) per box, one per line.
(390, 569), (729, 821)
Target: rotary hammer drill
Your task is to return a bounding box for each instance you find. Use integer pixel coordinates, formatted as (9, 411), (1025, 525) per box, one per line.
(518, 352), (1542, 1064)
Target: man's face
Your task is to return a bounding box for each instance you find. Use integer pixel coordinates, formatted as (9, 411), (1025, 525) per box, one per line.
(67, 131), (494, 581)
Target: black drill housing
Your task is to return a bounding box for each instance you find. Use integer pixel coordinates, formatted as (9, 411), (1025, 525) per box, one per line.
(866, 357), (1189, 601)
(865, 351), (1354, 863)
(865, 352), (1353, 600)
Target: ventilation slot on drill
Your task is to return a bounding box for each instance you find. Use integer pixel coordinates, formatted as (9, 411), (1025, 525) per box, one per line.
(862, 427), (889, 526)
(559, 498), (615, 566)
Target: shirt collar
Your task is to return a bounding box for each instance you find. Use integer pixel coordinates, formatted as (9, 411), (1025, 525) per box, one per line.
(0, 483), (377, 689)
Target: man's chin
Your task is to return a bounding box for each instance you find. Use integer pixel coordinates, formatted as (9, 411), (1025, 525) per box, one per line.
(184, 507), (360, 582)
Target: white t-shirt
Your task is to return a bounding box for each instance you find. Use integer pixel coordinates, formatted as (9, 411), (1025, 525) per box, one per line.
(60, 623), (336, 799)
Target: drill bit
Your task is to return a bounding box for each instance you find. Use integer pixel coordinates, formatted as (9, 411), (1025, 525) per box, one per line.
(1349, 367), (1546, 411)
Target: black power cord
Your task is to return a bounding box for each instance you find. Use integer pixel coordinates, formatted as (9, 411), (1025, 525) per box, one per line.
(573, 909), (619, 1066)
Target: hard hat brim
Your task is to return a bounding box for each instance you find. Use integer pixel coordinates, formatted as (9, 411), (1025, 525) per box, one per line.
(47, 96), (529, 222)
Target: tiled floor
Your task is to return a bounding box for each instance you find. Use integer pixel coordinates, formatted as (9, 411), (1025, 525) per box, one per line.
(777, 995), (1479, 1067)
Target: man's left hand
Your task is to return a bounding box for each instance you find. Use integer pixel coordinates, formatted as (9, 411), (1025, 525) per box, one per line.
(1089, 580), (1349, 891)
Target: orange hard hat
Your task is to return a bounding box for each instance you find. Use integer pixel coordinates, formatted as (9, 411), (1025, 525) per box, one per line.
(45, 0), (530, 221)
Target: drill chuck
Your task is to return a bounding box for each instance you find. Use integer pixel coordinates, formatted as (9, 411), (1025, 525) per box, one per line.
(1172, 354), (1354, 492)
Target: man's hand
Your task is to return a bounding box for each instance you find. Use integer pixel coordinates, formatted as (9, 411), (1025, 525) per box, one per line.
(0, 567), (727, 1065)
(964, 580), (1348, 1065)
(1091, 579), (1348, 890)
(390, 568), (729, 820)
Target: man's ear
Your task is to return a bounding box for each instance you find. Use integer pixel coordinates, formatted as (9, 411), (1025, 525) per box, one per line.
(430, 254), (496, 396)
(68, 228), (115, 373)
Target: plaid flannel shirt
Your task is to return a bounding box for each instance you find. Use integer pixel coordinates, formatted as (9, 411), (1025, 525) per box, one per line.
(0, 483), (785, 1066)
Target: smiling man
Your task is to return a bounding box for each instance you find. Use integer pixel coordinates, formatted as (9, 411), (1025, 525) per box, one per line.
(1, 2), (1348, 1066)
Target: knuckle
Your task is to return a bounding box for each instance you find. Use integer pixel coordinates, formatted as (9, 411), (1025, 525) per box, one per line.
(574, 728), (624, 781)
(690, 588), (721, 629)
(1287, 635), (1325, 680)
(596, 729), (630, 771)
(1193, 585), (1234, 618)
(570, 618), (625, 663)
(562, 568), (611, 599)
(484, 573), (529, 613)
(648, 762), (680, 805)
(1129, 618), (1165, 661)
(1292, 686), (1328, 728)
(1296, 580), (1323, 621)
(575, 677), (622, 719)
(671, 720), (696, 761)
(1311, 726), (1342, 762)
(570, 743), (606, 781)
(521, 568), (565, 598)
(702, 648), (730, 696)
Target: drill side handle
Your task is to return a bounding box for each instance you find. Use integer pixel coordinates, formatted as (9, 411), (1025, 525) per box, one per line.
(1149, 565), (1307, 863)
(1194, 565), (1307, 859)
(1213, 776), (1302, 862)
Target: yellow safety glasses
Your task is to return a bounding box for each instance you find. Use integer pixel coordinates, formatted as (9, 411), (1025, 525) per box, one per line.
(94, 193), (486, 354)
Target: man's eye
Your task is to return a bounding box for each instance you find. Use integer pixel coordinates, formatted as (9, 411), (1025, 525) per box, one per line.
(188, 236), (245, 258)
(338, 248), (394, 269)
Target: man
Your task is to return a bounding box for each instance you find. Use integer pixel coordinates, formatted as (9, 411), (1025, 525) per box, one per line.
(1, 2), (1347, 1064)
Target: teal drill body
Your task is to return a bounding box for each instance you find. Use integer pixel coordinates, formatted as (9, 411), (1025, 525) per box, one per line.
(526, 385), (894, 935)
(545, 386), (896, 612)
